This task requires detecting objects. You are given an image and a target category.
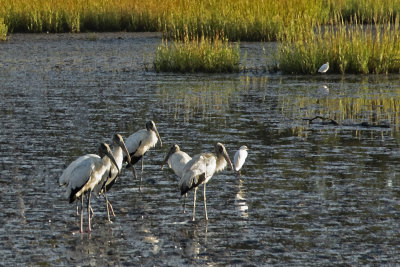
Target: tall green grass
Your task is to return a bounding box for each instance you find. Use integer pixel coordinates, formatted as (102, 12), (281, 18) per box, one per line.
(275, 16), (400, 74)
(0, 18), (7, 40)
(154, 35), (240, 73)
(1, 0), (400, 41)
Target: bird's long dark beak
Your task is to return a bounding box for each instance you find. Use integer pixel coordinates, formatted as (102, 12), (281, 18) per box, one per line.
(153, 125), (162, 147)
(223, 150), (234, 173)
(106, 150), (120, 174)
(161, 150), (173, 170)
(120, 141), (132, 168)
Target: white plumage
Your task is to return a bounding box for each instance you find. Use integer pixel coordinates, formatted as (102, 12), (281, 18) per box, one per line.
(59, 143), (118, 233)
(94, 134), (131, 222)
(161, 144), (192, 213)
(125, 121), (162, 190)
(162, 144), (192, 177)
(234, 145), (248, 176)
(179, 142), (233, 221)
(318, 62), (329, 73)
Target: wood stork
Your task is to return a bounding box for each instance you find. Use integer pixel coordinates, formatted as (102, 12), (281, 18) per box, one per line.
(161, 144), (192, 212)
(93, 134), (131, 222)
(125, 120), (162, 191)
(179, 142), (233, 221)
(234, 145), (248, 177)
(59, 143), (119, 233)
(318, 62), (329, 73)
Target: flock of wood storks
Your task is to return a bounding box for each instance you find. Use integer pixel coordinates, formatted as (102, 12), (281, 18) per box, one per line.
(59, 121), (248, 233)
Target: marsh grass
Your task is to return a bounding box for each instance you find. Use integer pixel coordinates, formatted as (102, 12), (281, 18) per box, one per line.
(154, 35), (240, 73)
(2, 0), (400, 41)
(0, 18), (7, 40)
(276, 16), (400, 74)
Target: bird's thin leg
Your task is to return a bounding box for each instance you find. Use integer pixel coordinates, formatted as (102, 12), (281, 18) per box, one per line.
(87, 190), (92, 232)
(238, 170), (241, 177)
(108, 201), (116, 217)
(204, 183), (208, 221)
(76, 201), (79, 216)
(90, 206), (94, 220)
(192, 188), (197, 221)
(80, 195), (84, 233)
(104, 190), (111, 222)
(132, 166), (138, 180)
(183, 193), (187, 214)
(139, 156), (144, 192)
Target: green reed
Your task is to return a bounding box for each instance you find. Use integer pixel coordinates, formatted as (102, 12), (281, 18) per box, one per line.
(0, 18), (7, 40)
(275, 16), (400, 74)
(154, 34), (240, 73)
(1, 0), (400, 41)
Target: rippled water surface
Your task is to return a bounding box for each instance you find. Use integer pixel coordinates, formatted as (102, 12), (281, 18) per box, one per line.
(1, 33), (400, 266)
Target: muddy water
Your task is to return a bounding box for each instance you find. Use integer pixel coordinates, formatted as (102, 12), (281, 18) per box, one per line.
(1, 33), (400, 266)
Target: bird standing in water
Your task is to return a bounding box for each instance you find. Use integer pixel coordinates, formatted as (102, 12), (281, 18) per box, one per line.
(318, 62), (329, 73)
(125, 121), (162, 191)
(234, 145), (248, 177)
(179, 142), (233, 221)
(94, 134), (131, 222)
(59, 143), (119, 233)
(161, 144), (192, 213)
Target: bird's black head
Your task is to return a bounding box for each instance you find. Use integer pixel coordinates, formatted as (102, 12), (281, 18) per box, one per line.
(161, 144), (180, 169)
(171, 144), (180, 153)
(98, 143), (112, 158)
(146, 120), (162, 147)
(113, 133), (123, 144)
(215, 142), (234, 172)
(146, 120), (156, 131)
(215, 142), (225, 154)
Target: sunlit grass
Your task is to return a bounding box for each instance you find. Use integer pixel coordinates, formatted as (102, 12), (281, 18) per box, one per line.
(1, 0), (400, 41)
(154, 35), (240, 73)
(275, 17), (400, 74)
(0, 18), (7, 40)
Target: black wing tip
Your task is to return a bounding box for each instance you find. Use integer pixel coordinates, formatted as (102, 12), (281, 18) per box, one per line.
(69, 193), (77, 203)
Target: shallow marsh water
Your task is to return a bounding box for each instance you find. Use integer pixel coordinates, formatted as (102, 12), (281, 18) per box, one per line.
(1, 33), (400, 265)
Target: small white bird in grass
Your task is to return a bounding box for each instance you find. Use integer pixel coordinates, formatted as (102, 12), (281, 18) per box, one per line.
(318, 62), (329, 73)
(161, 144), (192, 213)
(59, 143), (119, 233)
(234, 145), (248, 177)
(179, 142), (234, 221)
(125, 120), (162, 191)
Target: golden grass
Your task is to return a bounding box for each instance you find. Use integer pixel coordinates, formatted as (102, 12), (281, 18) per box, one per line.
(1, 0), (400, 41)
(275, 16), (400, 74)
(0, 18), (7, 40)
(154, 34), (240, 73)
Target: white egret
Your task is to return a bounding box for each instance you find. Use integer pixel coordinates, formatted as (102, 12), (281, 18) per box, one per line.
(125, 121), (162, 191)
(94, 134), (131, 222)
(234, 145), (248, 177)
(179, 142), (233, 221)
(59, 143), (119, 233)
(318, 62), (329, 73)
(161, 144), (192, 212)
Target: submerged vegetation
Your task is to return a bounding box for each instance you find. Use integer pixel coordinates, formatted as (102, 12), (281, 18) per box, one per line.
(154, 35), (239, 73)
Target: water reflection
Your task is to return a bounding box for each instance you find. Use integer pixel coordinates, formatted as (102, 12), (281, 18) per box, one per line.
(2, 34), (400, 265)
(235, 179), (249, 218)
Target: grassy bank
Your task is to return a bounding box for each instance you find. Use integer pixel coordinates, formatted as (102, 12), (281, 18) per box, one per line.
(154, 35), (240, 73)
(1, 0), (400, 41)
(275, 17), (400, 74)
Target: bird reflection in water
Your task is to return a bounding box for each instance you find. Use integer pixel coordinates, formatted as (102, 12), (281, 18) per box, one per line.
(235, 179), (248, 219)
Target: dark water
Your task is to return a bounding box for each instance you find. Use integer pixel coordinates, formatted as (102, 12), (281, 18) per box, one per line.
(1, 33), (400, 266)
